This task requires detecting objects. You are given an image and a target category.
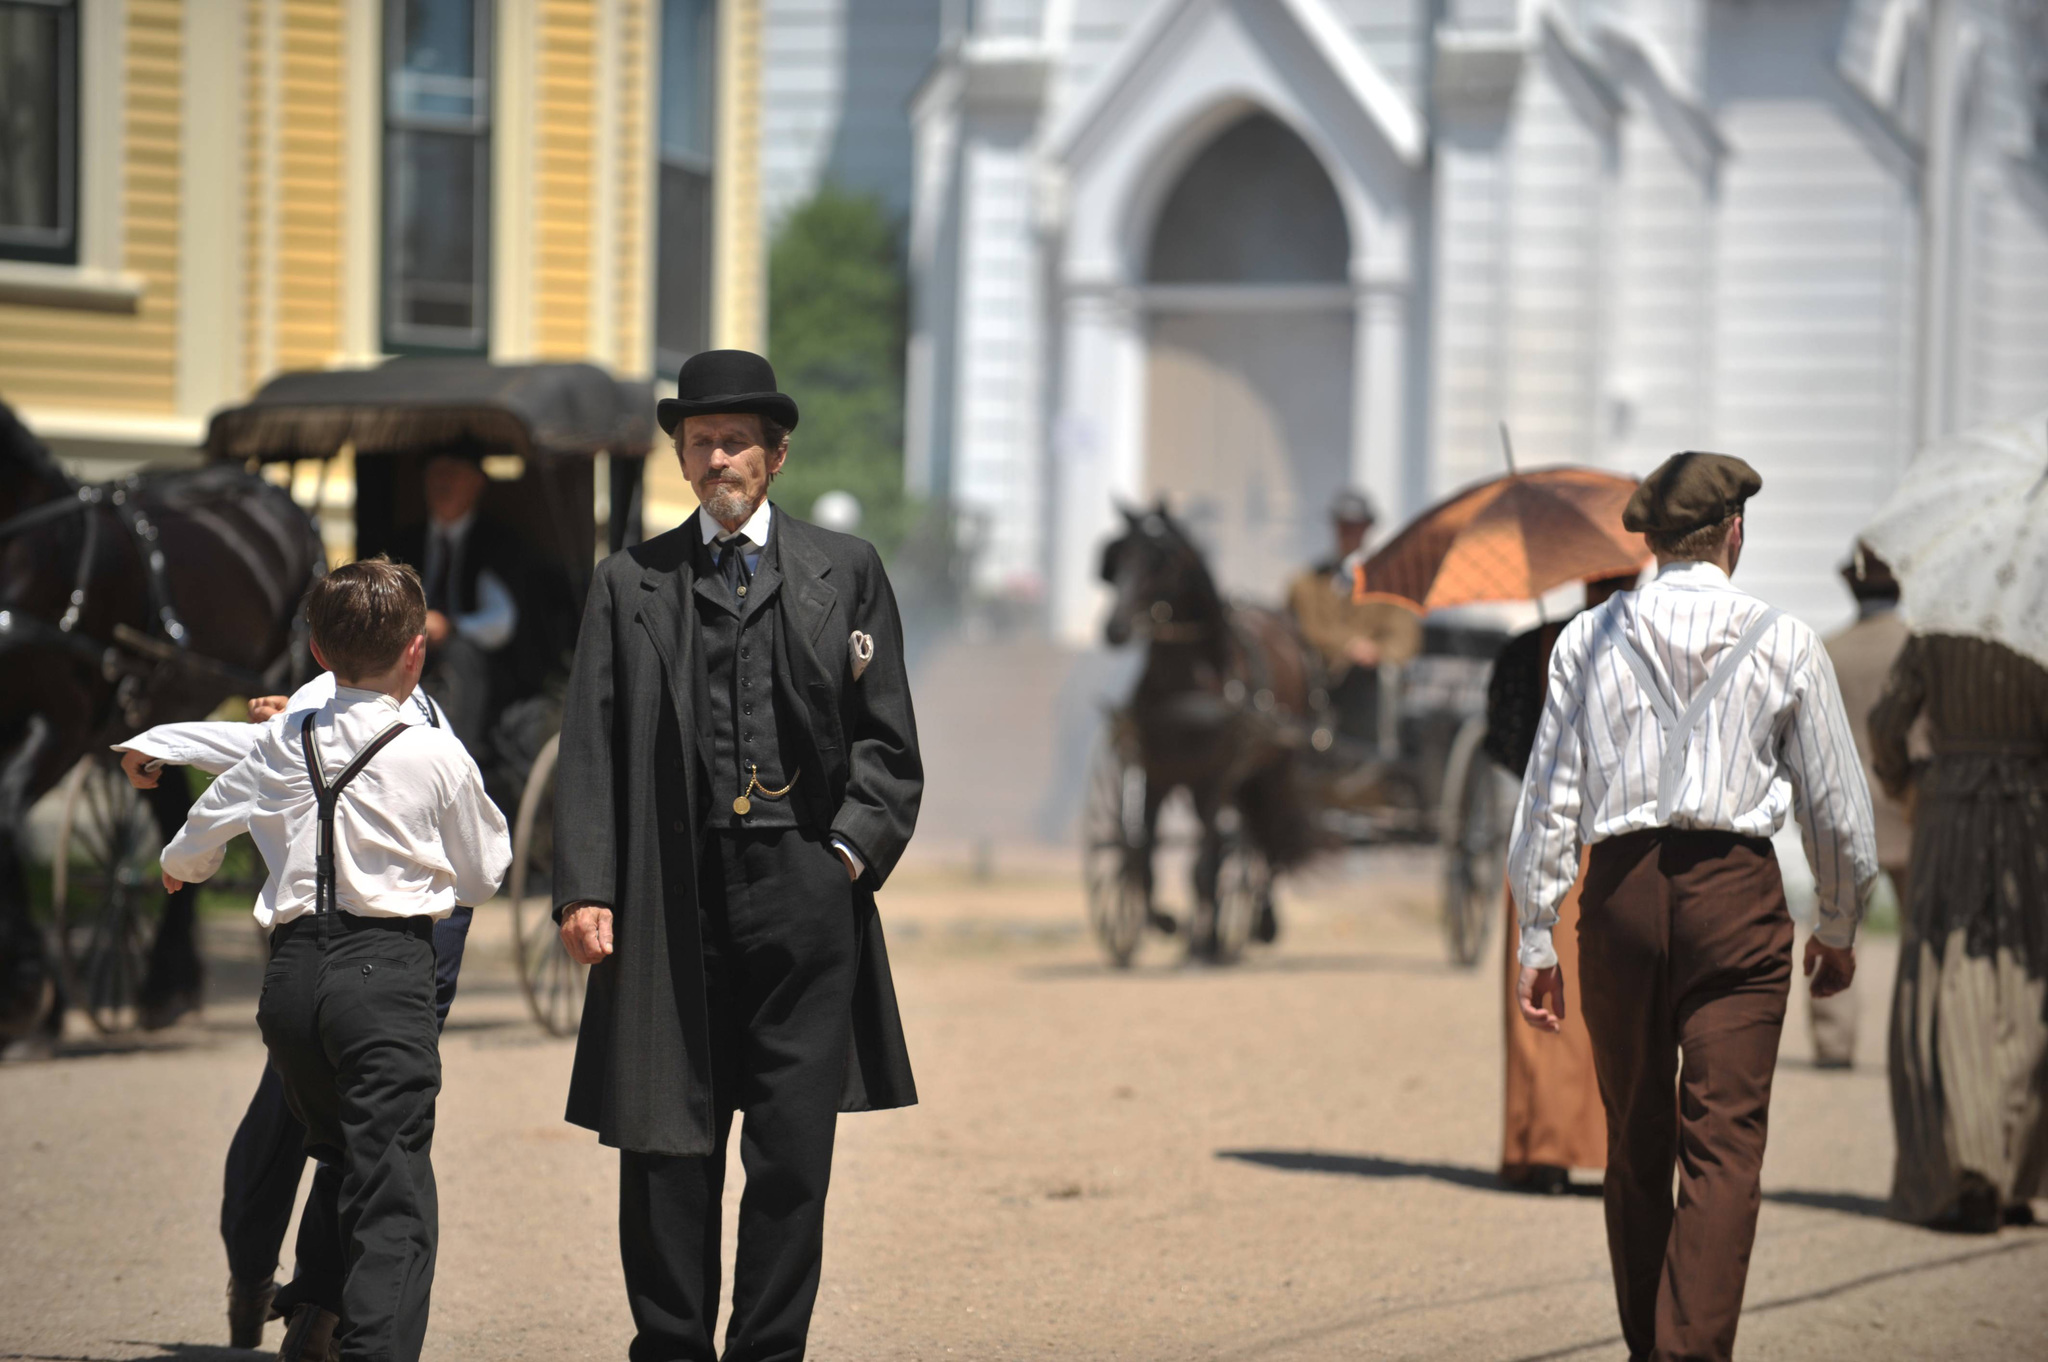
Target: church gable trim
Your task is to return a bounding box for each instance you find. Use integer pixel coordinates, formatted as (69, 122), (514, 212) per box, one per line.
(1047, 0), (1423, 169)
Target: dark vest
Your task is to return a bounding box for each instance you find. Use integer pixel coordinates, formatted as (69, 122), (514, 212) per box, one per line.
(694, 530), (809, 832)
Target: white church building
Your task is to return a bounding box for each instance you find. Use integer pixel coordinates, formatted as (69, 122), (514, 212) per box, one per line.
(900, 0), (2048, 639)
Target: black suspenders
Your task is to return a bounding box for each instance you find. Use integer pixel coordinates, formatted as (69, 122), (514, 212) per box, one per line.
(299, 713), (411, 937)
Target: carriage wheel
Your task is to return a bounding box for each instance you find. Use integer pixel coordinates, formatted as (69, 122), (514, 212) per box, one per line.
(510, 733), (586, 1036)
(1206, 831), (1267, 967)
(1082, 728), (1147, 968)
(1439, 715), (1509, 968)
(51, 757), (166, 1034)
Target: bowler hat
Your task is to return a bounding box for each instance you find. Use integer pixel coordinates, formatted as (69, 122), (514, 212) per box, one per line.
(1623, 451), (1761, 536)
(656, 349), (801, 435)
(1331, 489), (1378, 525)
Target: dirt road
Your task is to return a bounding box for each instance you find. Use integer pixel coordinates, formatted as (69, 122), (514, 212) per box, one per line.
(4, 850), (2043, 1361)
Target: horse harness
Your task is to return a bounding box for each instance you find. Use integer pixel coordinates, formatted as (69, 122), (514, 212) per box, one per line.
(0, 477), (280, 723)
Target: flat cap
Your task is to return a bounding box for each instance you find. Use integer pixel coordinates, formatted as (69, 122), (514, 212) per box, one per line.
(1623, 452), (1762, 536)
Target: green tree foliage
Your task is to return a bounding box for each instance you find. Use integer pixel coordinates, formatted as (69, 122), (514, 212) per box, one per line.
(767, 187), (915, 552)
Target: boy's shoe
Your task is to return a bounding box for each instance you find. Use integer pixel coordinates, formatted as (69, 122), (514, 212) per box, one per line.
(226, 1274), (276, 1348)
(276, 1304), (341, 1362)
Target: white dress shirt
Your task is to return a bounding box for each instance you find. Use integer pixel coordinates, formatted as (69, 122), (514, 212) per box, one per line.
(694, 500), (865, 881)
(1507, 561), (1879, 968)
(161, 686), (511, 927)
(424, 511), (518, 651)
(114, 674), (444, 776)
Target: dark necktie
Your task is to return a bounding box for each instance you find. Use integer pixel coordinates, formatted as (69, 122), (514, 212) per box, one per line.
(426, 530), (453, 613)
(716, 534), (752, 599)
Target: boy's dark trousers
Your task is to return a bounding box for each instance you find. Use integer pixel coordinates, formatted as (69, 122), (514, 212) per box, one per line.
(257, 912), (442, 1362)
(224, 908), (471, 1316)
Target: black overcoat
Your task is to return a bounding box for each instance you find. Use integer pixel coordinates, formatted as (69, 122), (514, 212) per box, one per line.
(552, 506), (921, 1156)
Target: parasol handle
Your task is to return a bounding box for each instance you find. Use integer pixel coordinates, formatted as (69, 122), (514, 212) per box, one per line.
(1498, 421), (1519, 477)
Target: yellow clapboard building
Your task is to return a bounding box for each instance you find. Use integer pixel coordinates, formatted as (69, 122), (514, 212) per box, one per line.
(0, 0), (762, 534)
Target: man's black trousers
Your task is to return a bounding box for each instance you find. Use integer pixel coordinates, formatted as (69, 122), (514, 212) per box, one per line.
(255, 913), (442, 1362)
(620, 827), (859, 1362)
(222, 908), (470, 1313)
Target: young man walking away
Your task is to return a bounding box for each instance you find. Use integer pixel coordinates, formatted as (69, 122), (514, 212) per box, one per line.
(1508, 453), (1878, 1362)
(161, 558), (510, 1362)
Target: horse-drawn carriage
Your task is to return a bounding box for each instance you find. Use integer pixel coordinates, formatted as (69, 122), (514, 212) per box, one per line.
(1086, 465), (1652, 973)
(11, 361), (652, 1042)
(1084, 506), (1514, 970)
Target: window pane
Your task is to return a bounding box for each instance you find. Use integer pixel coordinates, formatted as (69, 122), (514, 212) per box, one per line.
(388, 129), (485, 342)
(392, 0), (483, 124)
(0, 1), (74, 257)
(660, 0), (715, 164)
(656, 164), (712, 365)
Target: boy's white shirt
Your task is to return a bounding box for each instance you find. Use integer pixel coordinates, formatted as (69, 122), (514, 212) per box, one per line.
(112, 673), (443, 775)
(158, 685), (510, 927)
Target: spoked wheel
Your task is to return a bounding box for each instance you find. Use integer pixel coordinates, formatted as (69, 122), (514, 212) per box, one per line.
(1082, 725), (1147, 968)
(51, 757), (167, 1034)
(1440, 715), (1510, 968)
(1204, 824), (1268, 967)
(510, 733), (585, 1036)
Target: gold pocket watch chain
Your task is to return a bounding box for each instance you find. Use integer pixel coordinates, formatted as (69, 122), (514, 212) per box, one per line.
(733, 762), (799, 816)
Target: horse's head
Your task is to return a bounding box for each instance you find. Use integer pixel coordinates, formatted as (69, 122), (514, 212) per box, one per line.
(0, 402), (71, 523)
(1098, 500), (1220, 647)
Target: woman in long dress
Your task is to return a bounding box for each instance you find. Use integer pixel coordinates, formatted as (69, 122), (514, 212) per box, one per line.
(1870, 634), (2048, 1231)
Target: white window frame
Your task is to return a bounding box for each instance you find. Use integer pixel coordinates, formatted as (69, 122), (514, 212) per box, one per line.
(0, 0), (141, 312)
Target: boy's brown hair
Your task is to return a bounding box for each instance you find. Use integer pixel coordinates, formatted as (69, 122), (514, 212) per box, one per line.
(305, 556), (427, 680)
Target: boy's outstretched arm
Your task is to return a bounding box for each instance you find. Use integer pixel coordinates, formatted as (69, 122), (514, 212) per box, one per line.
(160, 752), (268, 891)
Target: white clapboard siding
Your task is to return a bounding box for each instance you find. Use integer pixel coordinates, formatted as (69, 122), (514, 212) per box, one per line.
(1431, 107), (1515, 497)
(954, 123), (1046, 592)
(1051, 0), (1159, 129)
(1706, 1), (1920, 630)
(1326, 0), (1426, 105)
(1963, 159), (2048, 430)
(1502, 51), (1613, 474)
(1604, 89), (1714, 477)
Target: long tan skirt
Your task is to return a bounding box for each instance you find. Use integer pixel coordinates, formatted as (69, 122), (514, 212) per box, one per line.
(1888, 754), (2048, 1222)
(1502, 862), (1607, 1174)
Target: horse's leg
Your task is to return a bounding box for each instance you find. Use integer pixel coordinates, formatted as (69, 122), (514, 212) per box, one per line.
(139, 770), (203, 1029)
(1187, 785), (1225, 962)
(1138, 782), (1175, 935)
(0, 717), (61, 1038)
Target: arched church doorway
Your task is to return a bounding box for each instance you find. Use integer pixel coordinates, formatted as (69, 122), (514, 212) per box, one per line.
(1143, 110), (1354, 603)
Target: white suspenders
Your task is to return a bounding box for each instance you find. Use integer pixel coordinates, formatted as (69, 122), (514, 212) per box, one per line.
(1604, 606), (1783, 823)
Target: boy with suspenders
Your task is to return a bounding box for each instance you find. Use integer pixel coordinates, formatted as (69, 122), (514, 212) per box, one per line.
(161, 558), (510, 1362)
(1508, 453), (1878, 1362)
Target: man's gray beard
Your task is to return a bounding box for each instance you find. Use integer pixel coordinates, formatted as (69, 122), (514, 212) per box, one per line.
(703, 483), (755, 525)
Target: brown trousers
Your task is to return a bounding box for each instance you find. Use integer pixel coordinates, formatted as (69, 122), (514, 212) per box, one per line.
(1579, 829), (1793, 1362)
(1502, 866), (1607, 1175)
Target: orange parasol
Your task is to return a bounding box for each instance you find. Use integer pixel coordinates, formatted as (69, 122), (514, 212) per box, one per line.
(1356, 465), (1651, 613)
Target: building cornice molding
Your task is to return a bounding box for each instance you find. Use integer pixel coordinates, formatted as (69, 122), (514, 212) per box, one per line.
(1048, 0), (1423, 170)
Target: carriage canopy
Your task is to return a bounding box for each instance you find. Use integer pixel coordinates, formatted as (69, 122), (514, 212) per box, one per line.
(205, 359), (655, 463)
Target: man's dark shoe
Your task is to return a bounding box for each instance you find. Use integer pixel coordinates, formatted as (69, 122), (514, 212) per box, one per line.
(1953, 1176), (2001, 1234)
(276, 1303), (340, 1362)
(2003, 1200), (2037, 1228)
(1501, 1164), (1572, 1195)
(227, 1274), (276, 1349)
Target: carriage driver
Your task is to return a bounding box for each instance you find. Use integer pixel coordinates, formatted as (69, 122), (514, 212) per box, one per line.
(1285, 489), (1423, 742)
(388, 445), (524, 747)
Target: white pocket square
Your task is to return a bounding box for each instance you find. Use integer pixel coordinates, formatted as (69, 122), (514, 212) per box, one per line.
(849, 630), (876, 681)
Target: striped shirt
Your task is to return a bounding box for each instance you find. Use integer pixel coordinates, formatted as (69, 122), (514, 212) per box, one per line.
(1507, 560), (1879, 968)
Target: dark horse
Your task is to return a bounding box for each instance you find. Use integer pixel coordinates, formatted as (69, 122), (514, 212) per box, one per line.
(0, 402), (323, 1038)
(1098, 505), (1324, 959)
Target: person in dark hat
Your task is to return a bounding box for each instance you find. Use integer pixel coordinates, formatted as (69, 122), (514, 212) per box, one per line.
(552, 349), (920, 1361)
(387, 445), (527, 747)
(1807, 544), (1916, 1069)
(1507, 451), (1878, 1362)
(1285, 488), (1421, 743)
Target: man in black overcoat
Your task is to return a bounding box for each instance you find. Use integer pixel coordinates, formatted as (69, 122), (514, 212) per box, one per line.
(553, 350), (920, 1362)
